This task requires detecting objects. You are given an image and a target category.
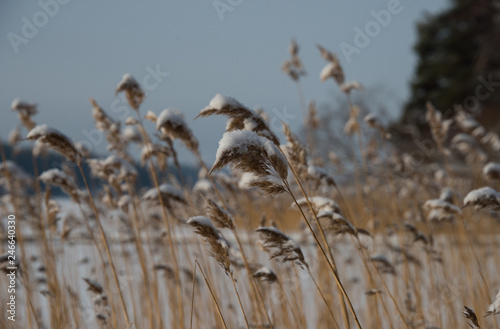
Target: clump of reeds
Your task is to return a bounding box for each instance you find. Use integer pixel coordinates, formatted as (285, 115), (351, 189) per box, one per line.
(187, 216), (231, 275)
(27, 124), (81, 163)
(209, 130), (288, 196)
(11, 98), (37, 130)
(196, 94), (280, 146)
(257, 227), (307, 268)
(115, 73), (145, 110)
(463, 187), (500, 210)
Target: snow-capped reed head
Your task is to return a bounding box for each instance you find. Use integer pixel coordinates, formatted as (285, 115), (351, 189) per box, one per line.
(307, 165), (337, 187)
(124, 116), (139, 126)
(143, 110), (157, 123)
(463, 306), (480, 327)
(11, 98), (37, 115)
(256, 226), (308, 269)
(197, 94), (280, 147)
(8, 127), (22, 147)
(142, 183), (186, 209)
(364, 113), (380, 127)
(205, 198), (234, 230)
(197, 94), (244, 117)
(317, 44), (345, 85)
(88, 155), (138, 188)
(11, 99), (37, 130)
(423, 199), (461, 214)
(340, 81), (362, 95)
(483, 162), (500, 180)
(156, 108), (199, 152)
(253, 266), (277, 283)
(320, 212), (358, 237)
(89, 98), (115, 132)
(317, 44), (338, 63)
(117, 195), (133, 213)
(115, 74), (145, 110)
(454, 105), (482, 134)
(281, 123), (308, 178)
(193, 179), (213, 195)
(463, 187), (500, 210)
(40, 168), (79, 201)
(27, 124), (81, 164)
(210, 130), (288, 196)
(484, 288), (500, 317)
(364, 113), (391, 139)
(140, 143), (172, 171)
(294, 196), (341, 216)
(122, 127), (141, 144)
(320, 62), (345, 84)
(187, 216), (231, 275)
(74, 142), (92, 159)
(451, 133), (487, 164)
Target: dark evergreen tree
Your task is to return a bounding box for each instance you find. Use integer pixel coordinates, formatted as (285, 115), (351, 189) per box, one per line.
(402, 0), (500, 130)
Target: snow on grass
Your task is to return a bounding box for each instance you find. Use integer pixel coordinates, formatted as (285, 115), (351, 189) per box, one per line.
(463, 187), (500, 209)
(215, 130), (285, 167)
(483, 162), (500, 178)
(201, 94), (244, 114)
(156, 108), (187, 130)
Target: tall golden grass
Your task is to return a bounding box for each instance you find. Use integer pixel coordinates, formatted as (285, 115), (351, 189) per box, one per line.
(0, 42), (499, 329)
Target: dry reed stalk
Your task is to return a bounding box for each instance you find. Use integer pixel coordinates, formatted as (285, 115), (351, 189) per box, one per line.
(200, 207), (267, 329)
(282, 154), (358, 329)
(351, 236), (411, 329)
(456, 214), (500, 329)
(205, 198), (271, 326)
(189, 262), (197, 329)
(76, 163), (131, 327)
(126, 180), (164, 329)
(26, 124), (130, 326)
(121, 185), (157, 329)
(195, 260), (229, 329)
(257, 227), (340, 328)
(127, 97), (187, 329)
(206, 119), (359, 328)
(187, 216), (252, 329)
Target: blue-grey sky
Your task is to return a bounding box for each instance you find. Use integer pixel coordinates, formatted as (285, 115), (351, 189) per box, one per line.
(1, 0), (450, 164)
